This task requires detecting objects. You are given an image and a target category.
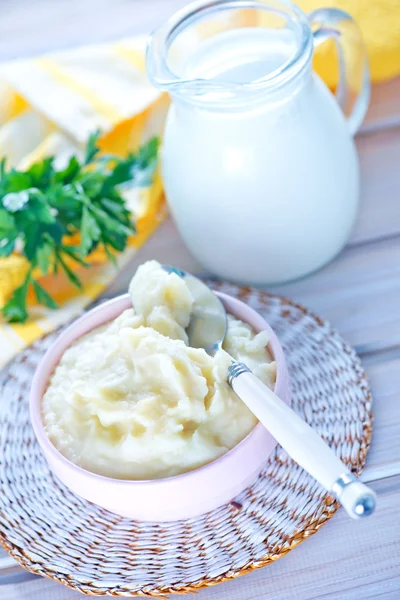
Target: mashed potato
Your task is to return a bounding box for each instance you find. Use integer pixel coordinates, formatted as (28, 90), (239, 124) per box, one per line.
(43, 261), (276, 479)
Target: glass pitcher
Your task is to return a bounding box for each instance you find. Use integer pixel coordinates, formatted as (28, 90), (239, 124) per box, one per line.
(147, 0), (369, 285)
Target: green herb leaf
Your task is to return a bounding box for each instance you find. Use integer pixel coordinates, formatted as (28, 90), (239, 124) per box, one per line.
(80, 205), (101, 255)
(54, 156), (81, 184)
(100, 197), (133, 223)
(2, 272), (31, 323)
(0, 208), (16, 231)
(79, 170), (106, 198)
(137, 137), (159, 167)
(36, 241), (54, 275)
(45, 222), (65, 246)
(55, 250), (82, 289)
(0, 170), (32, 193)
(53, 255), (59, 275)
(23, 222), (43, 261)
(0, 237), (17, 257)
(47, 183), (81, 212)
(28, 193), (56, 225)
(91, 205), (133, 237)
(60, 244), (90, 267)
(0, 131), (159, 321)
(101, 156), (136, 194)
(32, 279), (58, 309)
(84, 129), (101, 164)
(26, 157), (55, 188)
(103, 243), (117, 266)
(131, 137), (160, 187)
(0, 157), (7, 179)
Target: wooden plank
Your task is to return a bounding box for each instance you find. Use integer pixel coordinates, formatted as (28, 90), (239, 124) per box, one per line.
(271, 236), (400, 353)
(353, 127), (400, 245)
(186, 476), (400, 600)
(362, 359), (400, 482)
(1, 476), (398, 599)
(0, 551), (36, 586)
(0, 0), (188, 60)
(362, 78), (400, 133)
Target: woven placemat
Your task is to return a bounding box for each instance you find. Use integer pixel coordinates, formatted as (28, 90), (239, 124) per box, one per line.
(0, 283), (373, 598)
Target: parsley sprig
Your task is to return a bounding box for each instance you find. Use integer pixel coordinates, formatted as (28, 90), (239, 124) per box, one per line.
(0, 131), (159, 322)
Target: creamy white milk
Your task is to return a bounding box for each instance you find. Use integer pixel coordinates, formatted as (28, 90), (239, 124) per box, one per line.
(162, 28), (359, 284)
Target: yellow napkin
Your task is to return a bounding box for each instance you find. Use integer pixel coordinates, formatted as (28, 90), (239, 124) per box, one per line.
(296, 0), (400, 87)
(0, 37), (169, 367)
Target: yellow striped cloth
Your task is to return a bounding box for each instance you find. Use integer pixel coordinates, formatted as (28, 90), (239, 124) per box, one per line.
(0, 36), (169, 367)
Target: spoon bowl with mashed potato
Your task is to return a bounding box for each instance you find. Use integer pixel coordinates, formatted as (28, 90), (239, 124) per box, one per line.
(30, 261), (290, 521)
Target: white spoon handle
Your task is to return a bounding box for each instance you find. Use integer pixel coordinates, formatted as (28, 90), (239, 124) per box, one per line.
(228, 363), (376, 519)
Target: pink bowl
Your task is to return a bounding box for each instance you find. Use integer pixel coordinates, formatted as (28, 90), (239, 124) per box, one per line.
(30, 292), (290, 521)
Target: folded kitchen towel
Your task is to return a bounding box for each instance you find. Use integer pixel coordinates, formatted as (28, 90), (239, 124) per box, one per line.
(0, 36), (169, 367)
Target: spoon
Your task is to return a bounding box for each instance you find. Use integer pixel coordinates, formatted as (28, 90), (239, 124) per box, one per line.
(163, 265), (376, 519)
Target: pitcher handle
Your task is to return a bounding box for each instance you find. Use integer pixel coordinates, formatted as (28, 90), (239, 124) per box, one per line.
(309, 8), (370, 136)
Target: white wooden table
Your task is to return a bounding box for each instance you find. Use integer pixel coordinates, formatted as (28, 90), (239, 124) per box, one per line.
(1, 1), (399, 598)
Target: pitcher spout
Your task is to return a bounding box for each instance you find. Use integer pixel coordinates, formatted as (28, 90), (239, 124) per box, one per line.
(146, 1), (244, 101)
(146, 0), (313, 106)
